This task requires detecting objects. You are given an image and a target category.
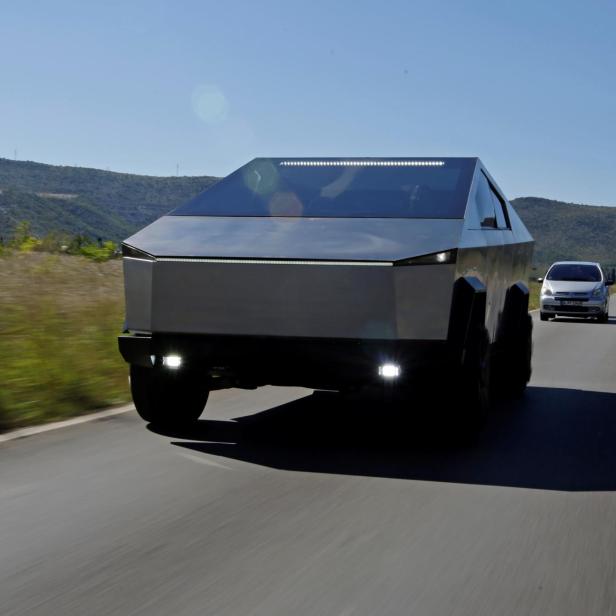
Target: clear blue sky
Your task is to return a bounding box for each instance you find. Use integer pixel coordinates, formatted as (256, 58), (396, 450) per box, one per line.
(1, 0), (615, 204)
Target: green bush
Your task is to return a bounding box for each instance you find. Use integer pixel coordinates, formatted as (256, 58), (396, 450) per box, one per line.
(4, 222), (119, 262)
(78, 240), (118, 262)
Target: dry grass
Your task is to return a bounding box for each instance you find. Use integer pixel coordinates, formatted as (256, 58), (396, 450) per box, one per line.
(529, 280), (541, 311)
(0, 253), (130, 431)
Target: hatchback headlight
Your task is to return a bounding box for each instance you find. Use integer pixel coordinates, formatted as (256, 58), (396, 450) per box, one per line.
(592, 286), (604, 298)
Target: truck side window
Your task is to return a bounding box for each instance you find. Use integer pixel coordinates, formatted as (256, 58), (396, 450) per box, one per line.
(486, 178), (511, 230)
(475, 173), (497, 228)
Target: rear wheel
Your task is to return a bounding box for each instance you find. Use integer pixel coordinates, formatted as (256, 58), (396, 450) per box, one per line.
(506, 313), (533, 398)
(130, 365), (209, 426)
(452, 325), (491, 429)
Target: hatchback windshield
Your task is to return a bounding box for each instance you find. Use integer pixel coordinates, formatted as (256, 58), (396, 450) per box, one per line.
(547, 263), (602, 282)
(172, 158), (475, 219)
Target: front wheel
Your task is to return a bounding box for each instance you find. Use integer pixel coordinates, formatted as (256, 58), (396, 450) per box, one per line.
(130, 365), (209, 426)
(540, 312), (549, 321)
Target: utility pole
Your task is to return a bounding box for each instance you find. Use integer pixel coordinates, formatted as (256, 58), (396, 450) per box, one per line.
(14, 149), (17, 160)
(176, 163), (179, 177)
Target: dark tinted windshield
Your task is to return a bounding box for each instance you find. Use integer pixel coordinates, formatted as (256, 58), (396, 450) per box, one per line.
(547, 263), (602, 282)
(172, 158), (475, 218)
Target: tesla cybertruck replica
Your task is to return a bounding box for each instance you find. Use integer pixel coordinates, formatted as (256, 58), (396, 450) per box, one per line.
(119, 158), (534, 426)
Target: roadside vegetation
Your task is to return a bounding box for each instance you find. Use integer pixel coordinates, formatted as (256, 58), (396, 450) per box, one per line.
(1, 221), (119, 262)
(529, 280), (541, 311)
(0, 251), (129, 431)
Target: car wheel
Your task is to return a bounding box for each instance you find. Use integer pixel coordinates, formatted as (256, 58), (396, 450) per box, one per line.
(453, 325), (491, 428)
(130, 364), (209, 426)
(598, 311), (609, 323)
(540, 312), (549, 321)
(507, 313), (533, 399)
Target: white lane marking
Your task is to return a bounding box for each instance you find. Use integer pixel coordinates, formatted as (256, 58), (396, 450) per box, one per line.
(0, 405), (135, 444)
(176, 451), (233, 469)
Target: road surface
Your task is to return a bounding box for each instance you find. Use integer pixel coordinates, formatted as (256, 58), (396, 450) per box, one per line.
(2, 310), (616, 615)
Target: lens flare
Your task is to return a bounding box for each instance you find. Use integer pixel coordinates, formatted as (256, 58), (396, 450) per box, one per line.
(191, 84), (228, 125)
(242, 159), (279, 195)
(268, 192), (303, 216)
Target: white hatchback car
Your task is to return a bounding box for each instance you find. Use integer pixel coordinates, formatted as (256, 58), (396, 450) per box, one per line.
(539, 261), (613, 322)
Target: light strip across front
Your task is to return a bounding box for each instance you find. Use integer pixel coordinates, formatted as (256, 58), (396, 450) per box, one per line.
(156, 257), (393, 266)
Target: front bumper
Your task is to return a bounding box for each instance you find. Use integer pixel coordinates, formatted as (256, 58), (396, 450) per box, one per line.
(118, 333), (454, 390)
(540, 297), (607, 316)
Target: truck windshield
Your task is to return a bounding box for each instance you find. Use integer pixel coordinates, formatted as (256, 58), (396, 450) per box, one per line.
(547, 264), (602, 282)
(172, 158), (475, 219)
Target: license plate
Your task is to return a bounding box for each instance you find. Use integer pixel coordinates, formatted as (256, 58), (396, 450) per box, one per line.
(561, 300), (583, 306)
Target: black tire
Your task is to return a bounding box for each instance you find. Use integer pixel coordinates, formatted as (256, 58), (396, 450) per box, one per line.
(598, 311), (609, 323)
(506, 313), (533, 399)
(130, 364), (209, 426)
(540, 312), (549, 321)
(453, 325), (491, 428)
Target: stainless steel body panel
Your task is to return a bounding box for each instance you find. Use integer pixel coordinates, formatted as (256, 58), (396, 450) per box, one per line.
(124, 216), (465, 262)
(123, 258), (153, 332)
(124, 257), (455, 340)
(456, 161), (534, 341)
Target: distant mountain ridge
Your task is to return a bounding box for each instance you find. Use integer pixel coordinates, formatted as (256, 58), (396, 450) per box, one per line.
(0, 158), (217, 241)
(510, 197), (616, 269)
(1, 158), (615, 269)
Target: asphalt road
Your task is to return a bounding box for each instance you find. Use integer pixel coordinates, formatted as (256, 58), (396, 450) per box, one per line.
(2, 309), (616, 616)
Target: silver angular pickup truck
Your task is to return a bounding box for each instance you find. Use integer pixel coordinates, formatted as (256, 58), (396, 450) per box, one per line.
(119, 157), (534, 428)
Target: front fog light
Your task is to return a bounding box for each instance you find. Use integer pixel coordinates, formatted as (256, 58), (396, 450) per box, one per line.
(162, 355), (182, 369)
(378, 363), (401, 379)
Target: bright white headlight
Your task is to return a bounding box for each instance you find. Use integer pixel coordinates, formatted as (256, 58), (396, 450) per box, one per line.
(378, 363), (401, 379)
(162, 355), (182, 369)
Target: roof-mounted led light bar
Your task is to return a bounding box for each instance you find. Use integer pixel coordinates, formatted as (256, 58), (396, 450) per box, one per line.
(279, 160), (445, 167)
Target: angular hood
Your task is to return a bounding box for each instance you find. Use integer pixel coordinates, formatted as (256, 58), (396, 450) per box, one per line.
(124, 216), (464, 262)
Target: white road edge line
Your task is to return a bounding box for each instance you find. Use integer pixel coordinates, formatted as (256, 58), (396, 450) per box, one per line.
(176, 451), (233, 470)
(0, 404), (135, 444)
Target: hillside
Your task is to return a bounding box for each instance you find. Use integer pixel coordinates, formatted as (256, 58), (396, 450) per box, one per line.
(0, 158), (217, 240)
(510, 197), (616, 270)
(1, 158), (615, 269)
